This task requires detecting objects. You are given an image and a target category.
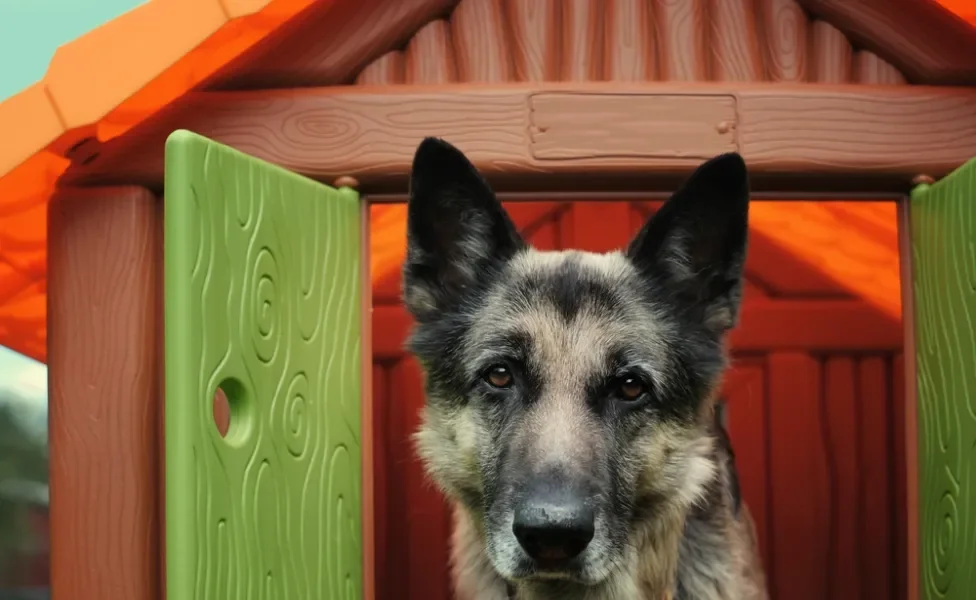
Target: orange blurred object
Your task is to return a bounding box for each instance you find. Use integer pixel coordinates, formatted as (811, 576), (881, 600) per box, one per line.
(0, 0), (972, 362)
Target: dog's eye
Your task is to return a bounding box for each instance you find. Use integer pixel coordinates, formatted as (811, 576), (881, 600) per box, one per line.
(616, 375), (647, 401)
(484, 365), (513, 388)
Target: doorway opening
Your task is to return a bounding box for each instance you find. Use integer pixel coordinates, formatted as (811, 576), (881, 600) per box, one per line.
(367, 197), (906, 600)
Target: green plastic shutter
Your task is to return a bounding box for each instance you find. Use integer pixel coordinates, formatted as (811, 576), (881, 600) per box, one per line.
(910, 157), (976, 600)
(164, 130), (363, 600)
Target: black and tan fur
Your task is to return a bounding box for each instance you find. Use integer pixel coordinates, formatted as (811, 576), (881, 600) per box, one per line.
(401, 138), (769, 600)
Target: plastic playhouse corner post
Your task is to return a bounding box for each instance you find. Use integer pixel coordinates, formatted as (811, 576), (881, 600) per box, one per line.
(163, 129), (364, 599)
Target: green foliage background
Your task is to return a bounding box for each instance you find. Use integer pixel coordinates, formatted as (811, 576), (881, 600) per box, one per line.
(0, 394), (48, 584)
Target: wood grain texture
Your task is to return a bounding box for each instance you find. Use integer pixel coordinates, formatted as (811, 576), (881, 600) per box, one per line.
(505, 0), (560, 82)
(796, 0), (976, 85)
(810, 20), (852, 83)
(824, 357), (860, 600)
(893, 354), (909, 600)
(336, 0), (919, 86)
(47, 186), (161, 600)
(187, 0), (958, 90)
(210, 0), (459, 88)
(163, 132), (363, 599)
(859, 357), (892, 600)
(854, 51), (908, 85)
(396, 358), (452, 600)
(768, 352), (829, 600)
(604, 0), (655, 82)
(374, 360), (409, 600)
(356, 51), (404, 86)
(910, 160), (976, 600)
(707, 0), (763, 82)
(560, 0), (603, 81)
(371, 365), (388, 600)
(759, 0), (809, 82)
(156, 187), (166, 600)
(404, 21), (457, 84)
(735, 86), (976, 175)
(528, 93), (737, 160)
(898, 199), (920, 600)
(655, 0), (707, 81)
(722, 363), (771, 573)
(451, 0), (513, 82)
(360, 200), (376, 600)
(65, 83), (976, 193)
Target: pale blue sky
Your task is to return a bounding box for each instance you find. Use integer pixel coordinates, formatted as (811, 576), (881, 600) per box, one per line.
(0, 344), (47, 436)
(0, 0), (146, 100)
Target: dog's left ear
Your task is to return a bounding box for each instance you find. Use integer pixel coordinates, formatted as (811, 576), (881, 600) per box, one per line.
(402, 137), (524, 321)
(626, 153), (750, 333)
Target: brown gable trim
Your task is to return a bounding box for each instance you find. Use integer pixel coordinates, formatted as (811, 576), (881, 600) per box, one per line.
(64, 83), (976, 193)
(207, 0), (460, 89)
(796, 0), (976, 86)
(350, 0), (914, 85)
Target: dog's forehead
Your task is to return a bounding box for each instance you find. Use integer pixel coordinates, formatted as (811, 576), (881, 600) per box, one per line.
(487, 249), (634, 318)
(507, 248), (636, 283)
(503, 248), (640, 310)
(463, 249), (675, 383)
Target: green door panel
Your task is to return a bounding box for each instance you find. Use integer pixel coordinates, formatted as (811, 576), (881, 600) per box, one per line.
(164, 130), (363, 600)
(911, 158), (976, 600)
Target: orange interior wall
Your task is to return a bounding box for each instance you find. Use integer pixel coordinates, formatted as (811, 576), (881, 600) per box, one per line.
(370, 201), (902, 319)
(940, 0), (976, 23)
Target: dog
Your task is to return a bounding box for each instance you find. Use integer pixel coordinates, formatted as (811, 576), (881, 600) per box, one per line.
(400, 137), (768, 600)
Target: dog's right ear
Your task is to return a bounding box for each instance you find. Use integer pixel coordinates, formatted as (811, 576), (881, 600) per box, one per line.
(626, 153), (750, 334)
(402, 137), (524, 320)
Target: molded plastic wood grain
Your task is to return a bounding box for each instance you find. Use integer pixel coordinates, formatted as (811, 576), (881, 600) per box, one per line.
(910, 159), (976, 600)
(66, 84), (976, 193)
(163, 130), (363, 599)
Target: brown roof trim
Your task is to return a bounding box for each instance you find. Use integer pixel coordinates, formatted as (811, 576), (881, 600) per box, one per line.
(64, 82), (976, 193)
(207, 0), (460, 89)
(796, 0), (976, 85)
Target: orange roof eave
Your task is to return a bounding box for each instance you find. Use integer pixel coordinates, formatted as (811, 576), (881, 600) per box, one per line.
(0, 0), (325, 191)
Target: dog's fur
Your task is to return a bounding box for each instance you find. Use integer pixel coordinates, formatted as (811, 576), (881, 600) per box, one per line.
(400, 138), (769, 600)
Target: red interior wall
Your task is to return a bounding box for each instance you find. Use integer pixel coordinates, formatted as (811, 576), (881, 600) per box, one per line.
(370, 200), (906, 600)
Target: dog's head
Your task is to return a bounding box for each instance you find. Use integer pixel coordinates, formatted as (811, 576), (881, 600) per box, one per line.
(402, 138), (749, 586)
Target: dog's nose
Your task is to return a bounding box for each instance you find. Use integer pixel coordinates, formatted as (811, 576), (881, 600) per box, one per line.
(512, 498), (595, 563)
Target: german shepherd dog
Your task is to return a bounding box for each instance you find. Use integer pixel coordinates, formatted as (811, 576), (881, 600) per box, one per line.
(401, 138), (768, 600)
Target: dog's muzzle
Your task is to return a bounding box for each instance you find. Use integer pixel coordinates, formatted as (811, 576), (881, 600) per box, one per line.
(511, 473), (596, 568)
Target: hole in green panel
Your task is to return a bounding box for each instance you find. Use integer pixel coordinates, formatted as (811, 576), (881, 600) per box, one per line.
(213, 378), (252, 444)
(213, 387), (230, 437)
